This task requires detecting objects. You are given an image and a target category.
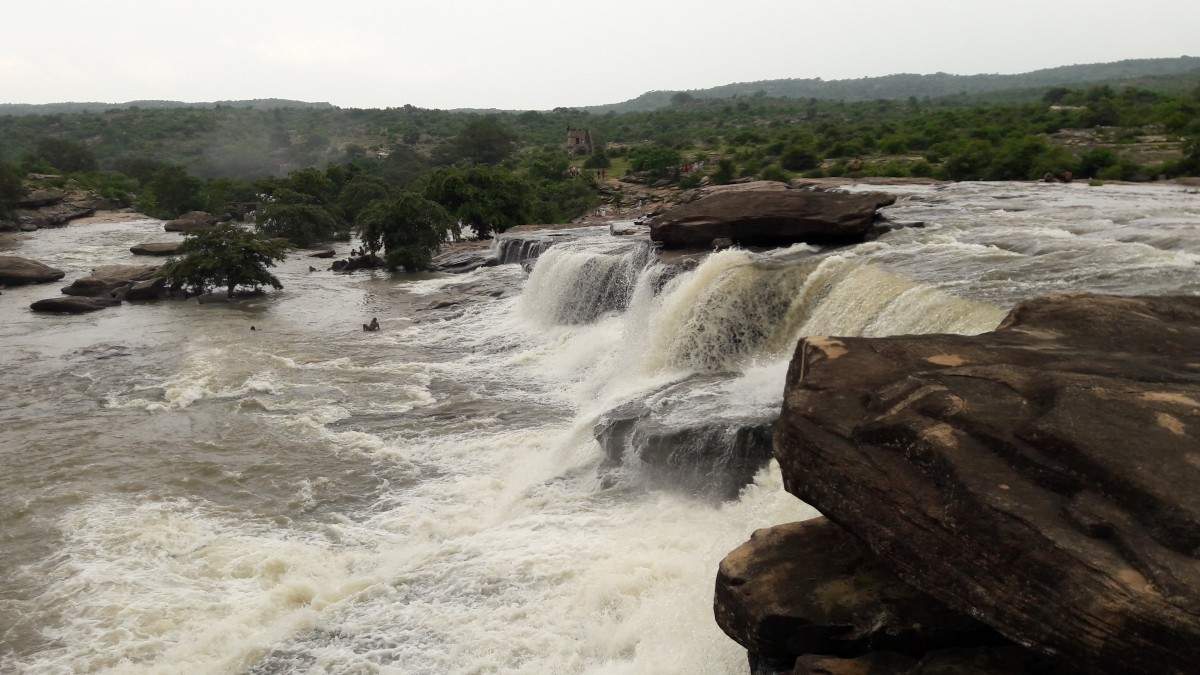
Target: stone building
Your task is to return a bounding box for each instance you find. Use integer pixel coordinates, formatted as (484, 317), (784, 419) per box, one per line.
(565, 128), (594, 156)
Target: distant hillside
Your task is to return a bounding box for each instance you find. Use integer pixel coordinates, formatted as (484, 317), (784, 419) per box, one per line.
(583, 56), (1200, 113)
(0, 99), (334, 116)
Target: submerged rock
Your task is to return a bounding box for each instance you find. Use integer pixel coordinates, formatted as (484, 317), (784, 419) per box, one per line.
(62, 265), (160, 297)
(774, 293), (1200, 674)
(715, 518), (1014, 674)
(30, 296), (121, 313)
(309, 249), (336, 259)
(593, 374), (776, 498)
(650, 190), (895, 249)
(130, 241), (183, 256)
(0, 256), (66, 285)
(330, 254), (385, 272)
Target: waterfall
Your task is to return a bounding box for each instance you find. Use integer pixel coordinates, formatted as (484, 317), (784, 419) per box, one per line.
(518, 239), (656, 324)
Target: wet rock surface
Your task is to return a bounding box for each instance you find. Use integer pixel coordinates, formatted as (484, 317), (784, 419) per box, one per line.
(594, 374), (776, 498)
(30, 296), (122, 314)
(62, 265), (160, 297)
(772, 293), (1200, 674)
(130, 242), (183, 256)
(0, 256), (66, 285)
(650, 189), (895, 249)
(163, 211), (217, 233)
(716, 518), (1022, 675)
(429, 246), (497, 274)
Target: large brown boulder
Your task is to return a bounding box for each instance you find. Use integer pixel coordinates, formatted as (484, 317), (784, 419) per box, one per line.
(62, 265), (160, 297)
(30, 296), (121, 313)
(130, 241), (183, 256)
(716, 518), (1009, 674)
(163, 211), (217, 233)
(0, 256), (66, 285)
(649, 190), (895, 249)
(774, 293), (1200, 675)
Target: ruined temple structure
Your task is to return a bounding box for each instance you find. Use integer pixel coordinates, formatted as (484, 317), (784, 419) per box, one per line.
(566, 128), (594, 155)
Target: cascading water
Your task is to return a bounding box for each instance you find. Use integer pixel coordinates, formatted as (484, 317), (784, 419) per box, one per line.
(3, 182), (1198, 674)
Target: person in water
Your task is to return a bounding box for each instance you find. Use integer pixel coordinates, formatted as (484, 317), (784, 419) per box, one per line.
(363, 317), (380, 332)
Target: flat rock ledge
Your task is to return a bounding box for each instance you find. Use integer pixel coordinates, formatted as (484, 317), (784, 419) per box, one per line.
(741, 293), (1200, 675)
(650, 189), (895, 249)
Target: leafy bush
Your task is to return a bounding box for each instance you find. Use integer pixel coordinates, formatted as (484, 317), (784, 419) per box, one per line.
(161, 224), (288, 297)
(355, 193), (453, 271)
(628, 145), (681, 178)
(760, 164), (789, 182)
(712, 158), (736, 185)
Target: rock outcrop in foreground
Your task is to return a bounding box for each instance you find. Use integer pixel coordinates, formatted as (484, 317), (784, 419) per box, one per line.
(650, 189), (895, 249)
(720, 293), (1200, 674)
(0, 256), (66, 285)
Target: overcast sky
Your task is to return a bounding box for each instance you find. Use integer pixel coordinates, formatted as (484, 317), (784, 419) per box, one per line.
(2, 0), (1197, 109)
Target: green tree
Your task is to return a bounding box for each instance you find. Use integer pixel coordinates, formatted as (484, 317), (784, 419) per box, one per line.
(780, 146), (819, 171)
(423, 166), (531, 237)
(256, 202), (343, 246)
(434, 117), (517, 166)
(338, 176), (391, 223)
(161, 224), (288, 298)
(0, 162), (24, 216)
(139, 165), (206, 218)
(356, 193), (453, 270)
(583, 149), (612, 170)
(32, 137), (97, 173)
(628, 144), (681, 178)
(713, 158), (736, 185)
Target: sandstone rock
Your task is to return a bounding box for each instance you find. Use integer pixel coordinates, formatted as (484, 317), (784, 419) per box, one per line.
(775, 293), (1200, 675)
(16, 189), (65, 208)
(716, 518), (1007, 674)
(793, 647), (1055, 675)
(62, 265), (160, 297)
(0, 256), (66, 285)
(130, 242), (183, 256)
(163, 211), (217, 233)
(650, 190), (895, 249)
(15, 197), (97, 228)
(30, 296), (121, 313)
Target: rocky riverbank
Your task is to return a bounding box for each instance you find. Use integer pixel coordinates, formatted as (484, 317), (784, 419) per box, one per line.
(715, 293), (1200, 674)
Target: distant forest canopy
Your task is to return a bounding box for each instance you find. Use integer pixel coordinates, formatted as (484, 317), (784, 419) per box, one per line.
(582, 56), (1200, 113)
(0, 99), (334, 116)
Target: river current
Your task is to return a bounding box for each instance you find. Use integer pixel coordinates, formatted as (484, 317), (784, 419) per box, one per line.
(1, 182), (1198, 673)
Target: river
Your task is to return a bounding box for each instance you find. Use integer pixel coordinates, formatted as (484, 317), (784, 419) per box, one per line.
(1, 182), (1198, 673)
